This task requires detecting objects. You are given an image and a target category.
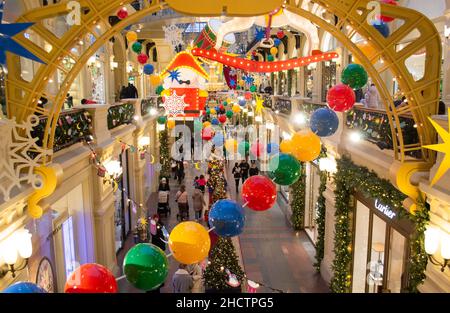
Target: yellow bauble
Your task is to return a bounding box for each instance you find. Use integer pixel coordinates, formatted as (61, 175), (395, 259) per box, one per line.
(290, 130), (322, 162)
(126, 31), (138, 43)
(239, 80), (245, 87)
(167, 119), (176, 129)
(280, 139), (294, 154)
(199, 90), (208, 97)
(270, 47), (278, 56)
(161, 89), (170, 97)
(225, 139), (238, 152)
(232, 105), (241, 113)
(169, 222), (211, 264)
(203, 121), (211, 128)
(150, 75), (162, 86)
(210, 108), (217, 115)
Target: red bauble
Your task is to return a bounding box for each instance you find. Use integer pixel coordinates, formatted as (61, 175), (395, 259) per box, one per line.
(252, 51), (257, 56)
(220, 105), (225, 110)
(137, 53), (148, 64)
(327, 84), (356, 112)
(117, 8), (128, 20)
(378, 0), (397, 22)
(250, 142), (265, 158)
(242, 175), (277, 211)
(244, 92), (252, 100)
(64, 263), (118, 293)
(202, 127), (214, 140)
(276, 30), (285, 39)
(218, 115), (227, 124)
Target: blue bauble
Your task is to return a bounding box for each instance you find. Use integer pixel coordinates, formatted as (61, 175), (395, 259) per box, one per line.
(274, 38), (282, 47)
(215, 106), (220, 112)
(372, 20), (390, 38)
(267, 143), (280, 155)
(310, 108), (339, 137)
(143, 64), (155, 75)
(238, 99), (247, 106)
(2, 282), (46, 293)
(212, 133), (225, 147)
(211, 118), (219, 125)
(209, 199), (245, 237)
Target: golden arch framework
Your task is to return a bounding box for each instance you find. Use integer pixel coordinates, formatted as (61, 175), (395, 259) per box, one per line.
(5, 0), (442, 197)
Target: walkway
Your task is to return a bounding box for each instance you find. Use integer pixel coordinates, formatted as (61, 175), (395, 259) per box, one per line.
(117, 160), (329, 293)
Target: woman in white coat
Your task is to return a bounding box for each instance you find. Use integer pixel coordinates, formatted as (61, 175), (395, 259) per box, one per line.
(364, 84), (380, 109)
(188, 262), (204, 293)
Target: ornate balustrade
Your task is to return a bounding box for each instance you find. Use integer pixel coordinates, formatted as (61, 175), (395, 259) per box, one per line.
(107, 101), (135, 130)
(140, 96), (160, 117)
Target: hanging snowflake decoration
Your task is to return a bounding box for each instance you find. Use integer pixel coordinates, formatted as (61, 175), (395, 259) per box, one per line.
(0, 115), (51, 201)
(162, 91), (188, 117)
(243, 74), (254, 85)
(163, 24), (184, 51)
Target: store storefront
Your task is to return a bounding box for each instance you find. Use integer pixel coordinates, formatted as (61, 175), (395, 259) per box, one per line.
(351, 193), (414, 293)
(304, 162), (321, 243)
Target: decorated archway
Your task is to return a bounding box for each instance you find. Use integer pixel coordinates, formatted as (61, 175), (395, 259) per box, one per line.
(5, 0), (442, 199)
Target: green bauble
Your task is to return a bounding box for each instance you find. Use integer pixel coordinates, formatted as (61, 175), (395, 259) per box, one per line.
(123, 243), (169, 291)
(206, 108), (211, 115)
(238, 141), (250, 156)
(222, 101), (228, 106)
(267, 55), (274, 62)
(341, 64), (368, 89)
(268, 153), (302, 186)
(250, 85), (257, 92)
(226, 110), (233, 118)
(156, 85), (164, 95)
(157, 116), (167, 124)
(236, 86), (241, 90)
(132, 42), (142, 54)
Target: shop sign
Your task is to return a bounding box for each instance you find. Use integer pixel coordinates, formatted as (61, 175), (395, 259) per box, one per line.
(375, 199), (396, 220)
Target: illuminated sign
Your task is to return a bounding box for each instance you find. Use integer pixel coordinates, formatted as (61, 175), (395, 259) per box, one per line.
(165, 0), (285, 16)
(375, 199), (396, 220)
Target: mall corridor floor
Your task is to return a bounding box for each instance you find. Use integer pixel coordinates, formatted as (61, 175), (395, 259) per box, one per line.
(117, 161), (329, 293)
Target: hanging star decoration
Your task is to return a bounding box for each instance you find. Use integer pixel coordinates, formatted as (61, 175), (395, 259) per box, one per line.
(162, 90), (188, 117)
(243, 74), (254, 85)
(229, 78), (236, 88)
(423, 115), (450, 186)
(255, 94), (265, 115)
(255, 27), (266, 41)
(138, 216), (148, 226)
(168, 69), (181, 83)
(0, 2), (45, 66)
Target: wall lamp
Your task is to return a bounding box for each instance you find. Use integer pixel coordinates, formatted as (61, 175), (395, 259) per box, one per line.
(0, 229), (33, 278)
(425, 226), (450, 272)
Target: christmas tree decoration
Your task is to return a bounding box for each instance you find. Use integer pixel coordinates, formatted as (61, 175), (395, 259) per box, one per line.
(341, 64), (368, 90)
(310, 108), (339, 137)
(64, 263), (118, 293)
(238, 98), (247, 106)
(117, 7), (128, 20)
(167, 119), (176, 129)
(250, 85), (257, 92)
(274, 38), (282, 46)
(169, 221), (211, 264)
(131, 41), (142, 54)
(163, 24), (184, 50)
(290, 130), (322, 162)
(242, 175), (277, 211)
(290, 166), (306, 230)
(211, 117), (219, 125)
(137, 53), (149, 64)
(204, 237), (244, 291)
(267, 54), (274, 62)
(327, 84), (356, 112)
(232, 105), (241, 113)
(159, 129), (171, 178)
(423, 116), (450, 186)
(203, 121), (212, 128)
(2, 282), (46, 293)
(155, 85), (164, 95)
(162, 90), (188, 117)
(226, 110), (233, 118)
(245, 92), (252, 100)
(208, 199), (245, 237)
(123, 243), (169, 291)
(127, 31), (138, 43)
(268, 153), (302, 186)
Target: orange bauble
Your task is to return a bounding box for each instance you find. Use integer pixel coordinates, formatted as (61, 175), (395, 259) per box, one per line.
(290, 130), (322, 162)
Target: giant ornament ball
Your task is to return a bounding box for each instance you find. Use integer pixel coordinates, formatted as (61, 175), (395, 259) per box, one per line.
(232, 105), (241, 113)
(242, 175), (277, 211)
(208, 199), (245, 237)
(64, 263), (118, 293)
(2, 282), (46, 293)
(169, 221), (211, 264)
(143, 64), (155, 75)
(150, 74), (162, 86)
(310, 108), (339, 137)
(238, 98), (247, 106)
(218, 115), (227, 124)
(327, 84), (356, 112)
(117, 8), (128, 20)
(341, 64), (368, 90)
(137, 53), (149, 64)
(123, 243), (169, 291)
(372, 20), (390, 38)
(157, 116), (167, 124)
(202, 127), (214, 141)
(290, 130), (322, 162)
(211, 118), (219, 125)
(127, 31), (138, 43)
(132, 41), (142, 54)
(226, 110), (233, 118)
(268, 153), (302, 186)
(167, 119), (176, 129)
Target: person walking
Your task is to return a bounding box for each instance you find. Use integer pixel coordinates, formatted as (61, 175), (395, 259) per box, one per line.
(172, 264), (193, 293)
(176, 161), (185, 185)
(232, 162), (242, 193)
(192, 187), (206, 221)
(150, 214), (166, 251)
(187, 263), (204, 293)
(196, 174), (207, 193)
(249, 160), (260, 176)
(363, 84), (379, 109)
(239, 159), (250, 183)
(175, 185), (189, 221)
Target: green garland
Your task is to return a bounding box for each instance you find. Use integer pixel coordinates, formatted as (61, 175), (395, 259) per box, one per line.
(290, 164), (306, 230)
(330, 155), (429, 293)
(407, 195), (429, 293)
(159, 129), (171, 179)
(314, 170), (327, 272)
(287, 69), (294, 97)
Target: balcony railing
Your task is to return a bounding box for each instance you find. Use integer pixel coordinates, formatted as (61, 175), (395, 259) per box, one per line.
(141, 96), (159, 117)
(32, 109), (92, 152)
(108, 102), (135, 130)
(346, 105), (420, 158)
(274, 97), (292, 115)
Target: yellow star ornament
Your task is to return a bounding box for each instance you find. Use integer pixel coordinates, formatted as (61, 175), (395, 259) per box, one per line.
(138, 216), (148, 226)
(255, 95), (265, 115)
(423, 115), (450, 186)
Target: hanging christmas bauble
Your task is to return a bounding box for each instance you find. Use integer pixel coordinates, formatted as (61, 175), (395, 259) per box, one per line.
(232, 105), (241, 113)
(226, 110), (233, 118)
(203, 121), (211, 128)
(64, 263), (118, 293)
(371, 20), (390, 38)
(169, 222), (211, 264)
(150, 74), (161, 86)
(155, 85), (164, 95)
(250, 85), (257, 92)
(3, 282), (46, 293)
(242, 175), (277, 211)
(267, 55), (274, 62)
(137, 53), (148, 64)
(268, 153), (302, 186)
(310, 108), (339, 137)
(378, 0), (397, 23)
(245, 92), (252, 100)
(167, 119), (176, 129)
(127, 31), (138, 43)
(238, 99), (247, 106)
(202, 127), (214, 140)
(157, 116), (167, 124)
(341, 64), (368, 90)
(218, 115), (227, 124)
(276, 30), (285, 39)
(270, 47), (278, 56)
(274, 38), (282, 47)
(327, 84), (356, 112)
(132, 41), (142, 54)
(143, 64), (155, 75)
(290, 130), (322, 162)
(211, 118), (219, 125)
(117, 8), (128, 20)
(209, 200), (245, 237)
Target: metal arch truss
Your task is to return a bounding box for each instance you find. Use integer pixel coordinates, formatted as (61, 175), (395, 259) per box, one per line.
(5, 0), (442, 198)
